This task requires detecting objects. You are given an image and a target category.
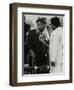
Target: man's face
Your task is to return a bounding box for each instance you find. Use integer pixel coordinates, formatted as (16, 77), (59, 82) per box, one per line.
(37, 22), (46, 32)
(50, 21), (56, 30)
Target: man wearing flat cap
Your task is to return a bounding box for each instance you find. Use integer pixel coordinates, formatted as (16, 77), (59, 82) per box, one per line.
(26, 17), (50, 74)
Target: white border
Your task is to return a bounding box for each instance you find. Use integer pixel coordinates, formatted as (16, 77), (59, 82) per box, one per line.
(17, 7), (70, 82)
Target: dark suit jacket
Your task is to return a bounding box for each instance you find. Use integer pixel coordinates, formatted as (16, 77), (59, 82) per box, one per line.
(27, 29), (49, 66)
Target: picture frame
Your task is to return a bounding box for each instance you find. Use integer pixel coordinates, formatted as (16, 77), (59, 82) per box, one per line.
(9, 3), (72, 86)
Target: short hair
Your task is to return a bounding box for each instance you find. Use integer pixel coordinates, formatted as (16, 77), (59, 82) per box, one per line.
(51, 17), (61, 27)
(36, 17), (47, 24)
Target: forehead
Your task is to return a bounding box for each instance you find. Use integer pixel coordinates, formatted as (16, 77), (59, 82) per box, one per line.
(37, 21), (46, 25)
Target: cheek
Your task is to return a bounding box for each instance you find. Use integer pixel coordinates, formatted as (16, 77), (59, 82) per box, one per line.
(42, 25), (46, 29)
(38, 25), (42, 29)
(37, 25), (40, 28)
(38, 26), (41, 29)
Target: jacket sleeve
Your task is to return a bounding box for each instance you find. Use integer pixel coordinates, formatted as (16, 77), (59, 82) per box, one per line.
(50, 30), (59, 62)
(26, 31), (33, 51)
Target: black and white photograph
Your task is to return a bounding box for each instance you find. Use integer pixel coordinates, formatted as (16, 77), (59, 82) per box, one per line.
(22, 13), (64, 75)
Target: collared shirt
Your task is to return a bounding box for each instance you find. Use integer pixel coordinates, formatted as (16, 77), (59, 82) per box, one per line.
(42, 28), (50, 41)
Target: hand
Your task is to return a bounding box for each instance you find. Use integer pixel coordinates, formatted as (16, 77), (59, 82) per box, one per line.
(51, 61), (55, 67)
(29, 50), (35, 58)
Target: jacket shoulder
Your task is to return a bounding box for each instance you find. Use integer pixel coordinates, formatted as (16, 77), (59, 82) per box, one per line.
(29, 29), (36, 35)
